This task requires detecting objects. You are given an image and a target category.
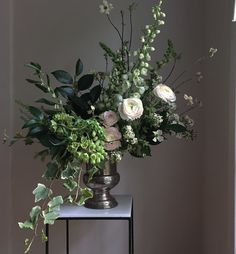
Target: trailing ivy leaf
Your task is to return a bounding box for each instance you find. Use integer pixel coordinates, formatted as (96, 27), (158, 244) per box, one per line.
(63, 178), (78, 192)
(48, 196), (63, 211)
(87, 166), (99, 182)
(41, 230), (48, 243)
(43, 211), (59, 225)
(29, 206), (41, 226)
(43, 162), (59, 180)
(89, 85), (102, 103)
(36, 98), (56, 106)
(61, 164), (77, 179)
(18, 220), (34, 230)
(167, 124), (187, 133)
(78, 188), (93, 205)
(54, 86), (74, 98)
(75, 58), (83, 77)
(51, 70), (73, 84)
(77, 74), (94, 91)
(33, 183), (52, 202)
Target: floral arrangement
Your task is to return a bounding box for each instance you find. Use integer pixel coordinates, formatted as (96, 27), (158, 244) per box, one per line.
(4, 0), (217, 252)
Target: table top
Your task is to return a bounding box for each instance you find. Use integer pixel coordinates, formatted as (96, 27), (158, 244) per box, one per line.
(58, 195), (133, 219)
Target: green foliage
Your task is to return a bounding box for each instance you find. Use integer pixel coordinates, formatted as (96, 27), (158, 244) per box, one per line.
(33, 184), (52, 202)
(77, 74), (94, 91)
(51, 70), (73, 85)
(75, 58), (83, 77)
(77, 188), (93, 205)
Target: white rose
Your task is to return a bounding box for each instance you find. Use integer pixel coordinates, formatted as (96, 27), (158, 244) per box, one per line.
(104, 127), (122, 151)
(153, 84), (176, 103)
(100, 111), (119, 127)
(118, 98), (144, 121)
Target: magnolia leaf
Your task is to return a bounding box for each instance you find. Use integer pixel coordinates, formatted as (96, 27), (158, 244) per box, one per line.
(43, 211), (59, 225)
(51, 70), (73, 84)
(43, 162), (59, 180)
(54, 86), (74, 98)
(89, 85), (102, 103)
(75, 58), (83, 77)
(48, 196), (63, 211)
(32, 183), (52, 202)
(77, 74), (94, 91)
(78, 188), (93, 205)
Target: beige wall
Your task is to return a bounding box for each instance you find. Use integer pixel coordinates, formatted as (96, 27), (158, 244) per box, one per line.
(0, 0), (234, 253)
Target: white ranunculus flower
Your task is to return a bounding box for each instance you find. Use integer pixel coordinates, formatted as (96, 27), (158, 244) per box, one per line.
(118, 98), (144, 121)
(153, 84), (176, 103)
(100, 111), (119, 127)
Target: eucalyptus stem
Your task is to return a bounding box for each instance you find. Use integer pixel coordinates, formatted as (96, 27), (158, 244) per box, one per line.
(174, 78), (192, 91)
(163, 58), (176, 83)
(128, 5), (133, 51)
(106, 15), (123, 42)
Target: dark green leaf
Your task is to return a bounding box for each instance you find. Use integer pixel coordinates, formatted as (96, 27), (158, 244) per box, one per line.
(89, 85), (102, 103)
(77, 74), (94, 91)
(51, 70), (73, 84)
(75, 58), (83, 76)
(36, 98), (56, 106)
(43, 162), (59, 180)
(34, 83), (49, 93)
(54, 86), (74, 98)
(27, 126), (45, 137)
(28, 106), (44, 120)
(167, 124), (187, 133)
(22, 119), (39, 129)
(25, 62), (41, 72)
(25, 79), (41, 85)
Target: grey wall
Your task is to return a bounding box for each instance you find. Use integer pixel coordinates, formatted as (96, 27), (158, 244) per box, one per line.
(0, 0), (234, 254)
(0, 0), (12, 253)
(203, 0), (235, 253)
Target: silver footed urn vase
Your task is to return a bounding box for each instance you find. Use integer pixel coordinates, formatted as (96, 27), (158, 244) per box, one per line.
(83, 160), (120, 209)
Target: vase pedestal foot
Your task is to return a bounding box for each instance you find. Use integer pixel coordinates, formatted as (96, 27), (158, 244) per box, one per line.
(84, 191), (118, 209)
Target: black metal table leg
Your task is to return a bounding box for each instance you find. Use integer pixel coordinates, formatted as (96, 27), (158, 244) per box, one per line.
(45, 224), (49, 254)
(131, 204), (134, 254)
(66, 219), (69, 254)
